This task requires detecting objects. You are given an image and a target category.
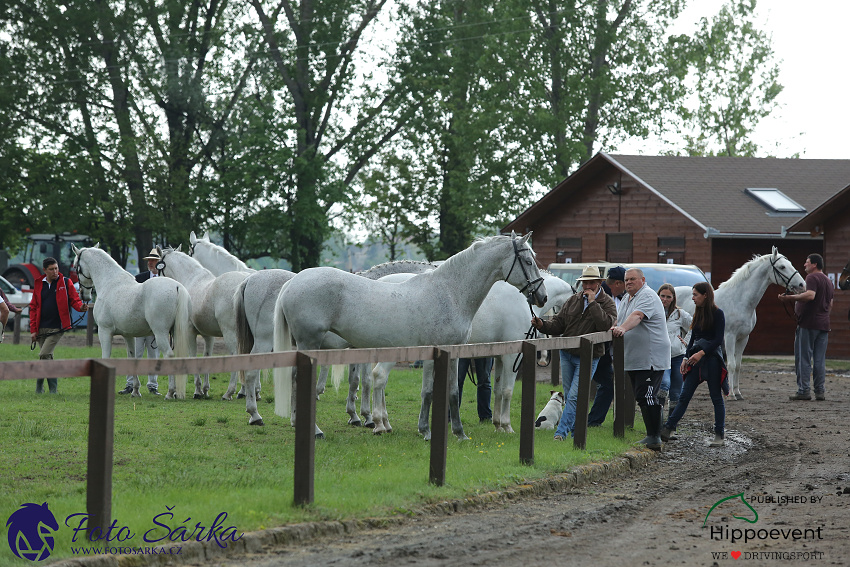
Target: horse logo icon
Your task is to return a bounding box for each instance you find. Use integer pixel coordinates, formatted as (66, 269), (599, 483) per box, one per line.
(6, 502), (59, 562)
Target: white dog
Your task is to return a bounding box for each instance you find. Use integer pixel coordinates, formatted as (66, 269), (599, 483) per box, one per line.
(535, 390), (565, 430)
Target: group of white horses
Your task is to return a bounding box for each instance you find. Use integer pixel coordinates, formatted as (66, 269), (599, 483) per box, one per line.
(71, 233), (805, 440)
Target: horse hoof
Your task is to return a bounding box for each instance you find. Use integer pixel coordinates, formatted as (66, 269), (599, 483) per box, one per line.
(237, 393), (245, 399)
(221, 395), (232, 401)
(256, 394), (261, 401)
(193, 393), (203, 399)
(735, 393), (745, 400)
(315, 432), (325, 440)
(348, 419), (362, 427)
(423, 432), (431, 441)
(249, 419), (264, 426)
(364, 421), (376, 429)
(456, 434), (470, 441)
(131, 392), (142, 398)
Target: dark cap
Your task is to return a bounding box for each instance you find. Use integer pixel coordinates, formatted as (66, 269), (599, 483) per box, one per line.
(606, 266), (626, 281)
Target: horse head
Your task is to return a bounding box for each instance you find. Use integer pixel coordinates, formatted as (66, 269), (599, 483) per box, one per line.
(769, 247), (806, 294)
(505, 231), (547, 308)
(71, 243), (100, 302)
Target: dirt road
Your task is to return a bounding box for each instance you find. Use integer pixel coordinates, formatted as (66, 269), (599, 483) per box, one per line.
(184, 361), (848, 567)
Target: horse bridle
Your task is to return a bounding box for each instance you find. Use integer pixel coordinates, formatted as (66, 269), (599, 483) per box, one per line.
(770, 254), (802, 293)
(507, 238), (545, 305)
(74, 250), (95, 294)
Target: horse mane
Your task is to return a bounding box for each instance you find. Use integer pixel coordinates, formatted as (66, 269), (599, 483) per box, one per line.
(197, 240), (249, 268)
(438, 235), (526, 274)
(717, 253), (772, 291)
(356, 259), (438, 277)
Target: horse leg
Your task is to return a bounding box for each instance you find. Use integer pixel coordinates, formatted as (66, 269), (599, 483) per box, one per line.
(495, 355), (517, 433)
(360, 363), (374, 428)
(346, 364), (361, 426)
(371, 363), (392, 435)
(123, 335), (142, 398)
(732, 335), (749, 400)
(491, 356), (506, 431)
(317, 365), (329, 398)
(448, 360), (468, 440)
(201, 336), (213, 398)
(244, 366), (264, 425)
(418, 361), (433, 440)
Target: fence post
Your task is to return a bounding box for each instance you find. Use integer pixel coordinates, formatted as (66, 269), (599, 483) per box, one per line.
(12, 311), (22, 345)
(613, 335), (625, 437)
(519, 341), (537, 465)
(293, 352), (317, 506)
(429, 348), (451, 486)
(87, 360), (115, 541)
(550, 348), (559, 385)
(573, 337), (593, 450)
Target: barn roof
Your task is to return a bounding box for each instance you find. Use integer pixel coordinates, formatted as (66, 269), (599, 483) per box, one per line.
(504, 153), (850, 237)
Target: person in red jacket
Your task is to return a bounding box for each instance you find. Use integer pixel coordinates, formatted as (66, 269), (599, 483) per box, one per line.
(29, 257), (88, 393)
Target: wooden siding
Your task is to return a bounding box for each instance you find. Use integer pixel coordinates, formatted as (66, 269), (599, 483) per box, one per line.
(823, 208), (850, 358)
(532, 172), (710, 269)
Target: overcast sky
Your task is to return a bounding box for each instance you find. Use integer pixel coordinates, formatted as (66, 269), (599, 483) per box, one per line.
(616, 0), (850, 159)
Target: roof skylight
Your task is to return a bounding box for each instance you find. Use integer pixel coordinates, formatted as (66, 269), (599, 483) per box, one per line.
(745, 188), (806, 214)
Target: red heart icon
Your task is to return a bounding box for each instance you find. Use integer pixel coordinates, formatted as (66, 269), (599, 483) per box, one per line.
(731, 551), (742, 560)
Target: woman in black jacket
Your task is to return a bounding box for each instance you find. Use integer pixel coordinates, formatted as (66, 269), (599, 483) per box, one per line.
(660, 282), (727, 447)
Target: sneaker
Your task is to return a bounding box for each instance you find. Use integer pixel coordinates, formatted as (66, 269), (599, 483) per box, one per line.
(553, 435), (565, 441)
(815, 392), (826, 401)
(788, 392), (811, 401)
(117, 385), (134, 395)
(148, 386), (162, 396)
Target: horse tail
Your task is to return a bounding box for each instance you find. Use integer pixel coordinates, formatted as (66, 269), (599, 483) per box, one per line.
(273, 282), (294, 419)
(331, 364), (346, 392)
(172, 284), (192, 399)
(234, 278), (254, 355)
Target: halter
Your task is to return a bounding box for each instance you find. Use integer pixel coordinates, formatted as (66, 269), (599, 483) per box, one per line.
(74, 250), (95, 294)
(770, 254), (802, 293)
(506, 238), (545, 306)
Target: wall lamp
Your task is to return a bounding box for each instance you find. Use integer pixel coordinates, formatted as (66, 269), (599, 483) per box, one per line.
(606, 182), (622, 195)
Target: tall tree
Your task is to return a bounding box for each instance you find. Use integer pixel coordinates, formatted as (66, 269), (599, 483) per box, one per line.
(248, 0), (410, 270)
(673, 0), (782, 156)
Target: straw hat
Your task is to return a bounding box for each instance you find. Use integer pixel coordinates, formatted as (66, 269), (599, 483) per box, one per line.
(142, 248), (161, 261)
(575, 265), (604, 281)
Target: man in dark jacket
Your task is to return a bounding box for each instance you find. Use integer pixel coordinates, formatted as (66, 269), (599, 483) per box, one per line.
(119, 248), (163, 395)
(29, 257), (89, 393)
(531, 266), (617, 440)
(588, 266), (626, 426)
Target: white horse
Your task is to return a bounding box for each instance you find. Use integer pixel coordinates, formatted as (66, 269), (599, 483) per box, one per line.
(675, 247), (805, 400)
(188, 231), (255, 276)
(373, 272), (574, 433)
(273, 233), (548, 440)
(156, 246), (250, 400)
(71, 245), (194, 399)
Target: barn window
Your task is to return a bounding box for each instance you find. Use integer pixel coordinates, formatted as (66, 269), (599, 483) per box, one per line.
(606, 233), (632, 263)
(745, 188), (806, 214)
(658, 236), (685, 264)
(555, 237), (581, 263)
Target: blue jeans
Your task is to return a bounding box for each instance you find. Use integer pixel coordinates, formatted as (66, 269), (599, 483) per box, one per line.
(660, 355), (685, 403)
(556, 351), (600, 438)
(588, 351), (613, 426)
(794, 327), (828, 395)
(665, 363), (725, 436)
(457, 357), (493, 421)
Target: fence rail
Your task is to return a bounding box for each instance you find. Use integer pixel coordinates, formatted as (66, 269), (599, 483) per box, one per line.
(0, 331), (635, 535)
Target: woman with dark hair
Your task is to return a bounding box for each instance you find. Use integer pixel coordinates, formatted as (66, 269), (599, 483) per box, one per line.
(657, 284), (692, 418)
(660, 282), (727, 447)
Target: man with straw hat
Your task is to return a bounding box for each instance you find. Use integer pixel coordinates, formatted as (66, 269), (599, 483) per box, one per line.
(531, 265), (617, 441)
(118, 248), (163, 395)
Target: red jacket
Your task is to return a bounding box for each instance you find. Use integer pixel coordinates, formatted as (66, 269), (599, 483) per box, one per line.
(29, 273), (86, 334)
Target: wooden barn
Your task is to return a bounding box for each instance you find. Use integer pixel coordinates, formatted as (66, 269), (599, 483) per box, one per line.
(503, 153), (850, 357)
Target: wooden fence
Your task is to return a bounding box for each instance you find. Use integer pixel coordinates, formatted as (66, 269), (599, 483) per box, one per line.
(0, 331), (634, 538)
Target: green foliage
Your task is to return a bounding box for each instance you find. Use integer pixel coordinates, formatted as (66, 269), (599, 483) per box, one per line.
(0, 338), (641, 564)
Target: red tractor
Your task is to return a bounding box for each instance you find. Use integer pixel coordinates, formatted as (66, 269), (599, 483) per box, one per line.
(2, 233), (93, 289)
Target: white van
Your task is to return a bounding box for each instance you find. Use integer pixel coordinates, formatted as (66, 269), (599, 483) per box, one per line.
(547, 262), (709, 292)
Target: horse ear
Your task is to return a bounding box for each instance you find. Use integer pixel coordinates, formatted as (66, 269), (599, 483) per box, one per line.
(202, 232), (209, 241)
(190, 231), (197, 244)
(94, 242), (100, 249)
(510, 230), (517, 239)
(772, 246), (778, 257)
(71, 244), (80, 255)
(520, 232), (532, 244)
(176, 243), (183, 252)
(156, 245), (164, 256)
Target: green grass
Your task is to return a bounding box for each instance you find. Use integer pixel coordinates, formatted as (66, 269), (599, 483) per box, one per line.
(0, 337), (643, 563)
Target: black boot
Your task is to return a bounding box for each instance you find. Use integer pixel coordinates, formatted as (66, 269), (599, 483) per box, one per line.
(644, 404), (662, 451)
(47, 378), (58, 394)
(36, 378), (44, 394)
(636, 406), (653, 445)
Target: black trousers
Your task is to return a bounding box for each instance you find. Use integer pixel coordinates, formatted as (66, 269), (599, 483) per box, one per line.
(627, 369), (664, 407)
